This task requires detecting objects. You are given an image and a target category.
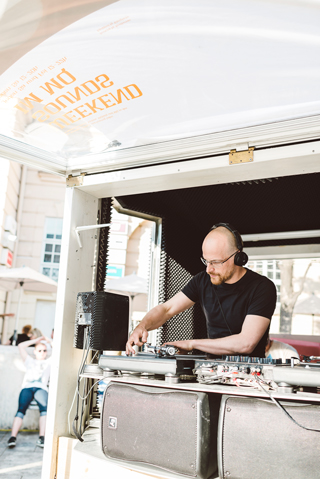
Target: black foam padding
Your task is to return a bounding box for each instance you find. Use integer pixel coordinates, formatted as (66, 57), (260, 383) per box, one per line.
(96, 198), (112, 292)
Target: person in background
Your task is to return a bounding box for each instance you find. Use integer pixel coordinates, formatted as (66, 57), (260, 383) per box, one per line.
(5, 324), (32, 346)
(30, 328), (43, 339)
(7, 336), (51, 448)
(30, 328), (53, 356)
(265, 336), (300, 362)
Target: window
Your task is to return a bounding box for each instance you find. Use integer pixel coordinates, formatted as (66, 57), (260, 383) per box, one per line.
(41, 218), (63, 281)
(247, 259), (281, 304)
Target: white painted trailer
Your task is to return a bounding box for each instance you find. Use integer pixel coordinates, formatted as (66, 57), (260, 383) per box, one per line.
(1, 1), (320, 478)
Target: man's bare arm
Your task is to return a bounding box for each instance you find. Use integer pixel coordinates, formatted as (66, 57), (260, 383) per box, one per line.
(126, 292), (195, 354)
(165, 315), (270, 356)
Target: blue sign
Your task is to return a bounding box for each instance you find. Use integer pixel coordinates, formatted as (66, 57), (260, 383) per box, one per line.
(107, 265), (124, 278)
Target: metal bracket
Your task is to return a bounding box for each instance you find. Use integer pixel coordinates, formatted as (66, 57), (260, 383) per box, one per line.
(75, 223), (111, 248)
(77, 312), (92, 325)
(229, 147), (254, 165)
(66, 173), (86, 187)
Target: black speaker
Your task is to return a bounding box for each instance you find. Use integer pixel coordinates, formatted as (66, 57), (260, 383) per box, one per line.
(74, 291), (129, 350)
(101, 383), (220, 478)
(218, 395), (320, 479)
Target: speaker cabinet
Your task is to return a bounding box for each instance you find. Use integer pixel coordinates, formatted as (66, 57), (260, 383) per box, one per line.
(101, 383), (220, 478)
(74, 291), (129, 350)
(218, 395), (320, 479)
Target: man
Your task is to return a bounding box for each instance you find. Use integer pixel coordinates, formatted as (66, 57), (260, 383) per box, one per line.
(126, 223), (277, 358)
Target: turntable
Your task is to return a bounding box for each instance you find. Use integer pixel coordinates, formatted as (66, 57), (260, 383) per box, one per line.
(98, 343), (205, 381)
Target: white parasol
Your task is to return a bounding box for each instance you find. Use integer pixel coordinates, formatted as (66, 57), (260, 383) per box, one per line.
(294, 294), (320, 315)
(0, 266), (57, 345)
(105, 273), (148, 297)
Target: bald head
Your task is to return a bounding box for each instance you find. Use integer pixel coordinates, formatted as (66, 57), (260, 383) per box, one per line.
(203, 226), (238, 256)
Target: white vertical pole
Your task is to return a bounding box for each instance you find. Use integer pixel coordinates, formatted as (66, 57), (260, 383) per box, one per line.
(12, 281), (24, 346)
(41, 187), (99, 479)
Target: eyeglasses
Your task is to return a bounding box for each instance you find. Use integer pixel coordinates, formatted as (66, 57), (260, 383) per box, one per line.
(200, 251), (238, 268)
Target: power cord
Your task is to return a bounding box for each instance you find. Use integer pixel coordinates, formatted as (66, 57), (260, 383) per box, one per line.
(72, 328), (91, 442)
(255, 374), (320, 433)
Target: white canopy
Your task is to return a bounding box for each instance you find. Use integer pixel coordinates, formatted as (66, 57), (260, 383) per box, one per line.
(1, 0), (320, 176)
(294, 294), (320, 315)
(105, 273), (148, 296)
(0, 266), (57, 344)
(0, 266), (58, 293)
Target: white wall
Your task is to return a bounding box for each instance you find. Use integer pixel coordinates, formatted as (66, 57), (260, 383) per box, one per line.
(1, 166), (66, 342)
(17, 169), (65, 271)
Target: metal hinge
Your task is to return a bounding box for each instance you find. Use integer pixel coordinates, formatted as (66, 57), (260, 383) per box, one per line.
(229, 147), (254, 165)
(66, 173), (86, 187)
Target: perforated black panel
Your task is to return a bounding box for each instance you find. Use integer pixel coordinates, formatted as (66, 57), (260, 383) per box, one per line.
(96, 197), (112, 292)
(156, 219), (207, 345)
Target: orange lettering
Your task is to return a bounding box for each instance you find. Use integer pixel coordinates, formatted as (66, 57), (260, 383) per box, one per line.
(44, 102), (62, 114)
(95, 74), (114, 88)
(39, 78), (65, 95)
(124, 84), (143, 99)
(63, 111), (81, 123)
(73, 106), (92, 118)
(15, 93), (43, 113)
(32, 110), (50, 121)
(81, 80), (101, 95)
(109, 88), (130, 104)
(98, 94), (116, 108)
(85, 99), (104, 114)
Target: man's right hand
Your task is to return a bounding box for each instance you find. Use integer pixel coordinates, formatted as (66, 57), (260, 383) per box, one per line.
(126, 326), (149, 355)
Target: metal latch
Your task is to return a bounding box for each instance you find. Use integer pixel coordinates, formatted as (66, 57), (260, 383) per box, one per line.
(229, 147), (254, 165)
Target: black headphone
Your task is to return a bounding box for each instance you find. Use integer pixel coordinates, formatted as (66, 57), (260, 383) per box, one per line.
(210, 222), (248, 266)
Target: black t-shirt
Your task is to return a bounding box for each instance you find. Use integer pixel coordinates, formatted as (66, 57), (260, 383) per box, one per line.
(9, 333), (30, 345)
(182, 268), (277, 357)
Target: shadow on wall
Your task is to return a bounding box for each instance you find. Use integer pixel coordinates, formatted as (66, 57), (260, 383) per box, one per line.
(0, 345), (41, 429)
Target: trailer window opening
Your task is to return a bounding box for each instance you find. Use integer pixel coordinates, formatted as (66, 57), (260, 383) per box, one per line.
(248, 257), (320, 337)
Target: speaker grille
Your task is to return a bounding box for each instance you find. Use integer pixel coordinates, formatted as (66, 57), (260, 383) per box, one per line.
(74, 291), (129, 351)
(101, 383), (216, 478)
(219, 395), (320, 479)
(90, 292), (129, 350)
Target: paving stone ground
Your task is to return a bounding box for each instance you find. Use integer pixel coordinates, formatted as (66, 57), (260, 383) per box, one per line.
(0, 431), (43, 479)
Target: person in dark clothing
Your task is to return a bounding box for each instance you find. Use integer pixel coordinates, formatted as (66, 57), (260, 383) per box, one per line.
(126, 223), (277, 358)
(6, 324), (32, 345)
